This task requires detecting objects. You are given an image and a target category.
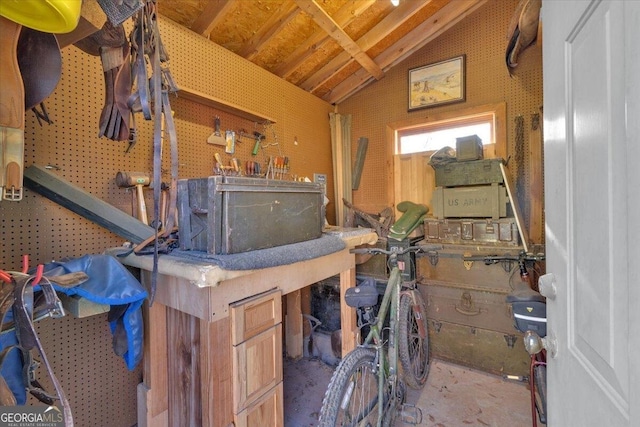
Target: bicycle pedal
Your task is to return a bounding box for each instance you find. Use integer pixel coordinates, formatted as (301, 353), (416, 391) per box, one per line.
(400, 404), (423, 424)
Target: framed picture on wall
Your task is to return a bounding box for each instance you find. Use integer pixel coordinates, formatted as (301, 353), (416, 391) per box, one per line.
(408, 55), (466, 111)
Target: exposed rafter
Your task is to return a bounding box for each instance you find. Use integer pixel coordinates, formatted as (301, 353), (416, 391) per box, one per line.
(301, 0), (433, 93)
(237, 1), (300, 60)
(294, 0), (384, 80)
(191, 0), (234, 36)
(156, 0), (487, 104)
(324, 0), (488, 104)
(274, 0), (377, 79)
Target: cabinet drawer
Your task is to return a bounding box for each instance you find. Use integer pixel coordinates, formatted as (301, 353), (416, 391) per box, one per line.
(231, 288), (282, 345)
(234, 382), (283, 427)
(233, 324), (283, 412)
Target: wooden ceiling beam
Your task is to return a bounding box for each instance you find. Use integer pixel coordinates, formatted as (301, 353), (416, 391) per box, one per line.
(294, 0), (384, 80)
(301, 0), (431, 93)
(237, 1), (300, 60)
(274, 0), (377, 79)
(325, 0), (488, 104)
(191, 0), (235, 36)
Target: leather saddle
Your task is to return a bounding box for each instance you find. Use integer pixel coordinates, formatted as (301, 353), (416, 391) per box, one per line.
(0, 17), (62, 201)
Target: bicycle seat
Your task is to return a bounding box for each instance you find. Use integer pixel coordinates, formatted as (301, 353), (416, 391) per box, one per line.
(507, 282), (546, 336)
(345, 277), (379, 308)
(506, 282), (545, 304)
(388, 201), (428, 241)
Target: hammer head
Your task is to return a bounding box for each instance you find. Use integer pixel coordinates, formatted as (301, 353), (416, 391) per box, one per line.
(116, 171), (150, 188)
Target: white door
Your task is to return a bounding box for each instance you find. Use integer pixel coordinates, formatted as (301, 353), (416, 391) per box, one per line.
(542, 0), (640, 425)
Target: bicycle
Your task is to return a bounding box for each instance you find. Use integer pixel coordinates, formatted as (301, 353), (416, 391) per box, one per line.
(318, 243), (435, 427)
(463, 250), (547, 427)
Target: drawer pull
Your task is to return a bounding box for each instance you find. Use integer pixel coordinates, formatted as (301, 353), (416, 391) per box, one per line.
(455, 305), (481, 316)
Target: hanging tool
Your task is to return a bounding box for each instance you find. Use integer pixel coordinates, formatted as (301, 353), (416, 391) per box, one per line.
(207, 116), (225, 145)
(115, 171), (150, 225)
(225, 130), (235, 154)
(251, 131), (265, 156)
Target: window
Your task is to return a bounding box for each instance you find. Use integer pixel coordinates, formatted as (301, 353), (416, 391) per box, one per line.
(396, 110), (498, 155)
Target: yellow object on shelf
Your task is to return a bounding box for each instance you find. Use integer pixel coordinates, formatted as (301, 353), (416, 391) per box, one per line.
(0, 0), (81, 33)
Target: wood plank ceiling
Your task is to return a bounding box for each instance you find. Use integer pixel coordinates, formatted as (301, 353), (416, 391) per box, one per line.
(157, 0), (487, 104)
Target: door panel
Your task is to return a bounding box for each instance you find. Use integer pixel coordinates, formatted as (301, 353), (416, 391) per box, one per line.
(393, 153), (434, 211)
(542, 0), (639, 425)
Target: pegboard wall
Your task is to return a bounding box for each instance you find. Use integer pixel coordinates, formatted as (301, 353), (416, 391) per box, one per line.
(337, 0), (544, 244)
(0, 13), (334, 426)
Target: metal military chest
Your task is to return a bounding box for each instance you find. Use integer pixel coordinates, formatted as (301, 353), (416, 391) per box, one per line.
(432, 158), (505, 187)
(423, 217), (520, 246)
(430, 184), (508, 219)
(177, 176), (324, 254)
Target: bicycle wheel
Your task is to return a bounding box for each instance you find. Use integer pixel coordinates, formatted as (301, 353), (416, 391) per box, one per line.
(398, 291), (430, 389)
(318, 347), (388, 427)
(534, 362), (547, 424)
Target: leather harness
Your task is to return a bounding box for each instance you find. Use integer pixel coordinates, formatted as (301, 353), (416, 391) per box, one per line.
(0, 268), (73, 426)
(128, 0), (179, 303)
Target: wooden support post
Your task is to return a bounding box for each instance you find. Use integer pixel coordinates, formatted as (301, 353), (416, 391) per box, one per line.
(200, 317), (234, 427)
(285, 290), (303, 359)
(340, 266), (357, 355)
(138, 291), (169, 427)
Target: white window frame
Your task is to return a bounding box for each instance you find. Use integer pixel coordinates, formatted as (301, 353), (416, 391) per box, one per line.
(389, 103), (507, 159)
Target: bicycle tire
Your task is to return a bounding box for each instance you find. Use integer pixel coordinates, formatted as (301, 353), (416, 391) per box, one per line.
(534, 363), (547, 424)
(398, 291), (430, 389)
(318, 347), (387, 427)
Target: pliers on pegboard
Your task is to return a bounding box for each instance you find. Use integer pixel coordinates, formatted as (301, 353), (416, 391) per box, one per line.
(1, 255), (44, 286)
(0, 270), (12, 284)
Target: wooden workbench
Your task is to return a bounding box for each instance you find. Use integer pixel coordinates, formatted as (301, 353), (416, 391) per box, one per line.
(112, 228), (377, 427)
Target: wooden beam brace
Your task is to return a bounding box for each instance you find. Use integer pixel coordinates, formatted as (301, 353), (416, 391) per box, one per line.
(294, 0), (384, 80)
(300, 0), (435, 93)
(274, 0), (376, 79)
(191, 0), (235, 36)
(237, 2), (300, 60)
(326, 0), (487, 104)
(23, 164), (155, 244)
(55, 0), (106, 49)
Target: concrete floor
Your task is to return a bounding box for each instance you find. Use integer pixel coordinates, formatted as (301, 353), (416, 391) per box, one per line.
(283, 357), (538, 427)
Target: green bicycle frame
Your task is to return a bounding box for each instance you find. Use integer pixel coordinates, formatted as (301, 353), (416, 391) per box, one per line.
(359, 266), (403, 424)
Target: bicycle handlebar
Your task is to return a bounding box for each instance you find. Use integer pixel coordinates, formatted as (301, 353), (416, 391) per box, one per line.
(462, 251), (545, 264)
(351, 246), (544, 264)
(350, 244), (442, 256)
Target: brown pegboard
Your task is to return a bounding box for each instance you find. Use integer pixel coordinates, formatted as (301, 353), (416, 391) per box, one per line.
(31, 314), (140, 427)
(338, 0), (543, 241)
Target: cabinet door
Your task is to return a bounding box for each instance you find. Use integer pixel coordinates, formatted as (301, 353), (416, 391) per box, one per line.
(233, 324), (283, 412)
(234, 383), (283, 427)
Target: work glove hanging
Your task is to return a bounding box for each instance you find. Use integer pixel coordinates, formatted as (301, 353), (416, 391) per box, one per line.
(74, 21), (132, 141)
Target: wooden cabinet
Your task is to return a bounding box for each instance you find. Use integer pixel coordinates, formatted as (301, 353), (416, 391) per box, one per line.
(234, 383), (283, 427)
(230, 289), (283, 426)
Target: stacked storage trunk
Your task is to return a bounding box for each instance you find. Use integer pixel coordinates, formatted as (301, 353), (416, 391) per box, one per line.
(421, 153), (529, 376)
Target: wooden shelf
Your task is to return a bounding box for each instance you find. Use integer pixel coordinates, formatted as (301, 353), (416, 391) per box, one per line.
(178, 87), (276, 124)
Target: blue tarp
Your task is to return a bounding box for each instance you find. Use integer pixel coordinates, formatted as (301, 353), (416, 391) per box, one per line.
(38, 254), (147, 371)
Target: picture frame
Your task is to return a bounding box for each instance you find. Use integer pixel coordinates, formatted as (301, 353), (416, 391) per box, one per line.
(408, 55), (465, 111)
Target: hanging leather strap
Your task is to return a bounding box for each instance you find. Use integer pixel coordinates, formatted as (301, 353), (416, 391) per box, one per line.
(129, 0), (179, 304)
